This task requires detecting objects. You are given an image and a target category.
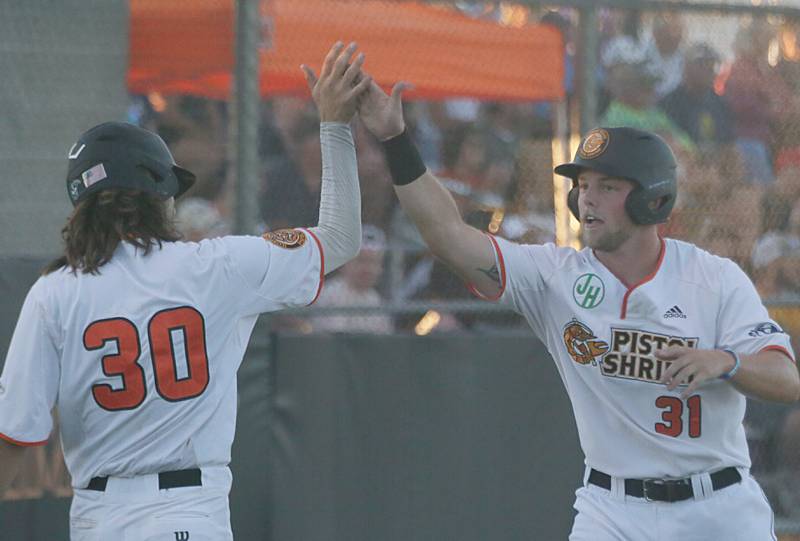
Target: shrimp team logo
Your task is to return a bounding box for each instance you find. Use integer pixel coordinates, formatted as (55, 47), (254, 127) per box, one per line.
(262, 229), (307, 249)
(562, 319), (609, 365)
(577, 128), (609, 159)
(573, 273), (605, 309)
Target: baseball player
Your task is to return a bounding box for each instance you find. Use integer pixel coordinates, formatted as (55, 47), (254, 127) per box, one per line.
(357, 78), (799, 539)
(0, 41), (371, 540)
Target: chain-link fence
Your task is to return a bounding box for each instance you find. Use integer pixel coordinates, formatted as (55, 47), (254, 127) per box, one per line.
(4, 0), (800, 537)
(138, 1), (800, 534)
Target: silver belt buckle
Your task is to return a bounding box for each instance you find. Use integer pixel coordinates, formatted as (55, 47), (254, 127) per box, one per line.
(641, 478), (665, 502)
(642, 477), (690, 502)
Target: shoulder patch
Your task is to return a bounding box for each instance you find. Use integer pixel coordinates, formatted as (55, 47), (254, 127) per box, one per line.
(262, 229), (307, 249)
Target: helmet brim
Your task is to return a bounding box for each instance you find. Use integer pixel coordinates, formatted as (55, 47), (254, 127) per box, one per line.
(553, 163), (583, 180)
(173, 165), (196, 199)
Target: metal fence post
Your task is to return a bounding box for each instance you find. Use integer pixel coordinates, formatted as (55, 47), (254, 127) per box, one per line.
(234, 0), (261, 235)
(577, 4), (598, 134)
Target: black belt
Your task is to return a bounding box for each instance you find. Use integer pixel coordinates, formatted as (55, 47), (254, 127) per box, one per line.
(86, 468), (202, 491)
(588, 467), (741, 503)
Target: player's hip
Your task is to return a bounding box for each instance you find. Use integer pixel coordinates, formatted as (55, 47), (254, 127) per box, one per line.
(70, 466), (233, 541)
(570, 466), (776, 541)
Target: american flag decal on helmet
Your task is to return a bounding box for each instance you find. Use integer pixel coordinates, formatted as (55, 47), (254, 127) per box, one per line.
(81, 163), (107, 187)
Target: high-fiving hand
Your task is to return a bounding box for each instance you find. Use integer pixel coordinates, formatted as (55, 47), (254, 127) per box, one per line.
(301, 42), (372, 123)
(357, 76), (413, 141)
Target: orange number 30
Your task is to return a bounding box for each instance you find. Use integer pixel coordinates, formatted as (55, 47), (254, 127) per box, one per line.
(84, 306), (209, 411)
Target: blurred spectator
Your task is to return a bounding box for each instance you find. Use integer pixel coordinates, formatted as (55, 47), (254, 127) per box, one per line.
(661, 43), (735, 154)
(265, 97), (313, 155)
(260, 113), (322, 230)
(598, 10), (646, 115)
(600, 10), (646, 73)
(406, 102), (445, 172)
(661, 151), (719, 241)
(600, 57), (694, 152)
(444, 99), (481, 123)
(438, 123), (489, 190)
(724, 20), (793, 185)
(537, 10), (576, 127)
(156, 96), (228, 204)
(751, 235), (800, 301)
(700, 221), (751, 271)
(644, 14), (686, 99)
(176, 197), (230, 242)
(666, 142), (762, 268)
(751, 191), (800, 300)
(774, 150), (800, 202)
(354, 122), (395, 231)
(312, 225), (393, 334)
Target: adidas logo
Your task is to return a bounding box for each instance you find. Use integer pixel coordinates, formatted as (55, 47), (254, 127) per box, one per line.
(663, 305), (687, 319)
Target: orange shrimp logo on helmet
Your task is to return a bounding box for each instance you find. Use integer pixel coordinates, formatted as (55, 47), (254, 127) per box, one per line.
(563, 319), (609, 365)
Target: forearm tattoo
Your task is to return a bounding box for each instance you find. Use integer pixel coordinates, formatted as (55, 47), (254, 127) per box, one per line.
(476, 264), (500, 285)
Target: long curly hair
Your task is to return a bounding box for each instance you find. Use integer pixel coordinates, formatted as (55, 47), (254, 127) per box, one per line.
(43, 190), (181, 275)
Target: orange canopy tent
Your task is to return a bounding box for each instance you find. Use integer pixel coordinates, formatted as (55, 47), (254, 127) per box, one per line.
(129, 0), (564, 101)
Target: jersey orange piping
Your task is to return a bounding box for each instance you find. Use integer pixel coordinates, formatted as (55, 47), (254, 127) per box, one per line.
(619, 237), (666, 320)
(0, 431), (48, 447)
(301, 228), (325, 305)
(760, 345), (796, 364)
(466, 234), (507, 302)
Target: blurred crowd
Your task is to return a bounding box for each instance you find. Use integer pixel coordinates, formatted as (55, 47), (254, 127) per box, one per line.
(88, 6), (800, 524)
(594, 12), (800, 525)
(129, 53), (559, 336)
(127, 10), (800, 341)
(591, 13), (800, 352)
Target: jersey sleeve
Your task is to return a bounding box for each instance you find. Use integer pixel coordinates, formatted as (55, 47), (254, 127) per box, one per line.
(221, 229), (324, 316)
(489, 236), (566, 339)
(715, 258), (795, 361)
(0, 281), (59, 446)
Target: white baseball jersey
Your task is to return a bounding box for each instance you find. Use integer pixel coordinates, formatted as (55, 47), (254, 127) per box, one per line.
(490, 235), (794, 479)
(0, 230), (323, 489)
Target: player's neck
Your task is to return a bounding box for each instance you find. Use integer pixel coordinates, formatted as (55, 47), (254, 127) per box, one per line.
(594, 230), (663, 288)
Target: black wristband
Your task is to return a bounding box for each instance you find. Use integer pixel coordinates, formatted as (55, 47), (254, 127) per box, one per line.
(381, 129), (427, 186)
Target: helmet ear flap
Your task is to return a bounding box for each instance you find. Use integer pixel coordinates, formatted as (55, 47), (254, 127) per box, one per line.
(625, 185), (675, 225)
(567, 182), (580, 222)
(625, 189), (646, 225)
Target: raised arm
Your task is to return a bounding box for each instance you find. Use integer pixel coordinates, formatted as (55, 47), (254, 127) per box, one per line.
(358, 80), (501, 298)
(300, 42), (372, 274)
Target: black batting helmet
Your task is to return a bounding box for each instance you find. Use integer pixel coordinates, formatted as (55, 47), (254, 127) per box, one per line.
(554, 127), (677, 225)
(65, 121), (196, 206)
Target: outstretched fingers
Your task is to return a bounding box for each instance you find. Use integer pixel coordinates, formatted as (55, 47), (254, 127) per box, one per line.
(333, 42), (358, 79)
(301, 65), (319, 91)
(343, 52), (366, 87)
(320, 41), (345, 80)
